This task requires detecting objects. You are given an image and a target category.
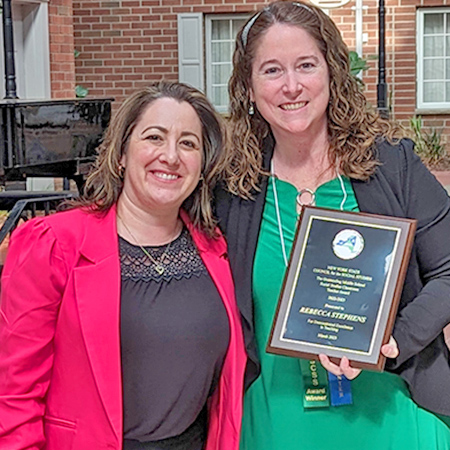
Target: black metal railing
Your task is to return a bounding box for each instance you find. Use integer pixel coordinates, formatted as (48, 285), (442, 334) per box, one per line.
(0, 192), (75, 245)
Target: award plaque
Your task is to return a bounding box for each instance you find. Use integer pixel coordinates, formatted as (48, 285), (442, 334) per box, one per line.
(267, 206), (417, 371)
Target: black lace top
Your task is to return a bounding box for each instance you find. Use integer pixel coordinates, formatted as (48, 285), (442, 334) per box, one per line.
(120, 227), (229, 448)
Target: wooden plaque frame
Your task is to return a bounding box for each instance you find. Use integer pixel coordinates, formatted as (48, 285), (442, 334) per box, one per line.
(266, 206), (416, 371)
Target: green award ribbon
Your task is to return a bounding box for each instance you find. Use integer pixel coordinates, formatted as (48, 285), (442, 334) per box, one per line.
(300, 359), (330, 409)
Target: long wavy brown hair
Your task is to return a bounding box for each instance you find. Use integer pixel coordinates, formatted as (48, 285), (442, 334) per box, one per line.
(225, 0), (406, 198)
(70, 82), (226, 236)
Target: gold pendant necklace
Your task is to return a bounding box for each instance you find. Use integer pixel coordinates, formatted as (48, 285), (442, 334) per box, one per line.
(118, 215), (177, 275)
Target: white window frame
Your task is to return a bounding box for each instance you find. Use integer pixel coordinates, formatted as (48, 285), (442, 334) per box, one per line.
(417, 7), (450, 110)
(205, 14), (249, 113)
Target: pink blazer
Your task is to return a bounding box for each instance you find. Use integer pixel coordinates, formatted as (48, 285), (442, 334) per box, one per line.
(0, 206), (247, 449)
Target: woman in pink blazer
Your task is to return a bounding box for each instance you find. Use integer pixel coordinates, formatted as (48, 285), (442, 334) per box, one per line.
(0, 82), (247, 450)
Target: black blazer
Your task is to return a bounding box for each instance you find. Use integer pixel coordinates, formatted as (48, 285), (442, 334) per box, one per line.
(215, 137), (450, 416)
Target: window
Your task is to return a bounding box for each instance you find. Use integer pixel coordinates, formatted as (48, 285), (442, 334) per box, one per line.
(417, 8), (450, 109)
(0, 0), (51, 99)
(205, 15), (248, 113)
(177, 13), (248, 113)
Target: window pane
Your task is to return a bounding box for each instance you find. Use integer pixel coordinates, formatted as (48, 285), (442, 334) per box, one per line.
(212, 20), (230, 40)
(424, 36), (444, 57)
(212, 86), (229, 107)
(424, 59), (445, 80)
(207, 16), (250, 109)
(424, 81), (445, 102)
(211, 42), (231, 63)
(446, 36), (450, 57)
(446, 59), (450, 78)
(446, 82), (450, 102)
(232, 19), (247, 36)
(212, 63), (232, 85)
(424, 13), (444, 34)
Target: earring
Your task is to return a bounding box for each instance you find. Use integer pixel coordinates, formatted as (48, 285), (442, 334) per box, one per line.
(248, 102), (255, 116)
(118, 164), (125, 179)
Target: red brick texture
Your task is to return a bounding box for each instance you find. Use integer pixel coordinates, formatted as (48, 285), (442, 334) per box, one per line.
(49, 0), (76, 98)
(329, 0), (450, 148)
(73, 0), (267, 108)
(72, 0), (450, 149)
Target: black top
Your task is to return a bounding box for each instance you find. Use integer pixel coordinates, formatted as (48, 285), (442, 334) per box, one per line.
(120, 227), (229, 446)
(214, 136), (450, 416)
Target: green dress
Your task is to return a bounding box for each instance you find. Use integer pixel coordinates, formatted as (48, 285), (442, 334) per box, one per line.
(240, 176), (450, 450)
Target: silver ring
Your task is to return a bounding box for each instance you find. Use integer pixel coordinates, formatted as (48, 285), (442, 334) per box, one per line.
(296, 188), (315, 207)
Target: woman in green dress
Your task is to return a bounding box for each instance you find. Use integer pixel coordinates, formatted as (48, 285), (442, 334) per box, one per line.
(214, 2), (450, 449)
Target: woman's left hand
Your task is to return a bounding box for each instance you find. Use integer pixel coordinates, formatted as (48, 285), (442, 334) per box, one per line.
(318, 336), (399, 380)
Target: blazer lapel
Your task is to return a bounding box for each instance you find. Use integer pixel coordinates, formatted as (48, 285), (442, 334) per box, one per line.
(73, 206), (123, 443)
(227, 136), (273, 334)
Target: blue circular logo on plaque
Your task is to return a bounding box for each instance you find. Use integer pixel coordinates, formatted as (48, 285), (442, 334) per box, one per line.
(332, 229), (364, 260)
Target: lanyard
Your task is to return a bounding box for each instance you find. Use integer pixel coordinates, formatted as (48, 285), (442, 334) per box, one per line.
(270, 159), (352, 408)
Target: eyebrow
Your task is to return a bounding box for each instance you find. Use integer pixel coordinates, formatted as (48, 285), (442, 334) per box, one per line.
(140, 125), (201, 141)
(257, 54), (320, 70)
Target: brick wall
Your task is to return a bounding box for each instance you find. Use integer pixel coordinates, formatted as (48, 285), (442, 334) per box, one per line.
(73, 0), (267, 109)
(49, 0), (76, 98)
(73, 0), (450, 151)
(330, 0), (450, 150)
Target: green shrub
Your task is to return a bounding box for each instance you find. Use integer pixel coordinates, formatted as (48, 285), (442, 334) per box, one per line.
(349, 51), (370, 78)
(74, 49), (89, 98)
(409, 116), (447, 166)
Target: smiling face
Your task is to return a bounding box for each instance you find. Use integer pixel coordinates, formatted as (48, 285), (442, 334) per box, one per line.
(250, 23), (330, 142)
(120, 97), (203, 216)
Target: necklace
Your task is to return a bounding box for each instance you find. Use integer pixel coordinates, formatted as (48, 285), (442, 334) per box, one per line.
(270, 160), (347, 267)
(118, 215), (179, 275)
